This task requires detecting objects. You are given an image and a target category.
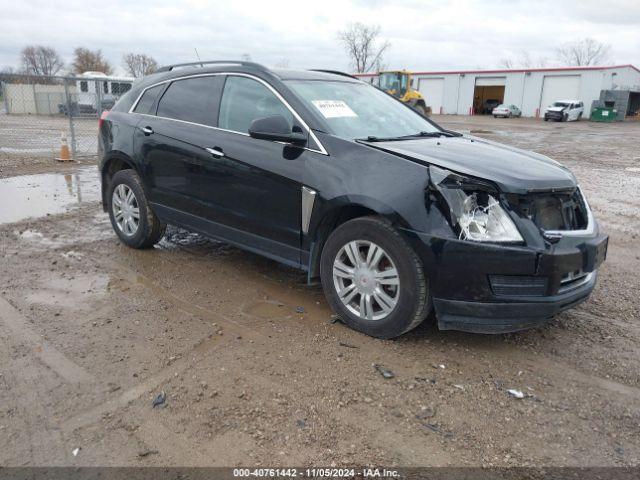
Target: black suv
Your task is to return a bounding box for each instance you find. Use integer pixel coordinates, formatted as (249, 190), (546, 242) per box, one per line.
(99, 60), (608, 338)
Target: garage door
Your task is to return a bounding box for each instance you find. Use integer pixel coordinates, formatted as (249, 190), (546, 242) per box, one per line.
(540, 75), (581, 110)
(418, 78), (444, 114)
(475, 77), (506, 87)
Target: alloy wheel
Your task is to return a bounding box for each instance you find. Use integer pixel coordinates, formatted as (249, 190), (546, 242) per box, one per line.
(332, 240), (400, 321)
(112, 184), (140, 236)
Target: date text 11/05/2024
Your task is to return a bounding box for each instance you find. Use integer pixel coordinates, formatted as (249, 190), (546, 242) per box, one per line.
(233, 468), (400, 477)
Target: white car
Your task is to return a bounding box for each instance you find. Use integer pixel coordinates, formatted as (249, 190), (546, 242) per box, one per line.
(544, 100), (584, 122)
(492, 104), (522, 118)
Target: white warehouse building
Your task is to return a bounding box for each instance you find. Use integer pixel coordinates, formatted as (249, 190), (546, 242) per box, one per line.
(357, 64), (640, 119)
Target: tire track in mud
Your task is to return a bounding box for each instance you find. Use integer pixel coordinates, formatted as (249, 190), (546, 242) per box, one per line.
(57, 252), (638, 465)
(108, 246), (640, 404)
(0, 296), (93, 384)
(58, 257), (453, 465)
(0, 319), (73, 465)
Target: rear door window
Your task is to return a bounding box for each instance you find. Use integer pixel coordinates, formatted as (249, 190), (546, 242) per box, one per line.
(156, 76), (224, 127)
(218, 76), (293, 134)
(133, 84), (165, 115)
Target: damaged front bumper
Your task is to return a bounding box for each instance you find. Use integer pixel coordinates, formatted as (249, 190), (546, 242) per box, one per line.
(544, 111), (565, 121)
(403, 228), (608, 334)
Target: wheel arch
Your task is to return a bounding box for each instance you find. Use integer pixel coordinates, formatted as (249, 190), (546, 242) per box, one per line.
(100, 152), (139, 211)
(306, 196), (412, 282)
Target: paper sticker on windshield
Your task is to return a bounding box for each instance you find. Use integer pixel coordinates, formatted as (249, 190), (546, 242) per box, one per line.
(311, 100), (358, 118)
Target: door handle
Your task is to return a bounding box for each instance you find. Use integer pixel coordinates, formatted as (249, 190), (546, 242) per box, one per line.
(141, 126), (154, 135)
(205, 147), (224, 158)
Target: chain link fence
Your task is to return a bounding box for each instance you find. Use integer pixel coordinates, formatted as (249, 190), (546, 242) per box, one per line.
(0, 73), (133, 164)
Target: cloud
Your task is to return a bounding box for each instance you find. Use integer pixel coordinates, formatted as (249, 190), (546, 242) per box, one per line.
(0, 0), (638, 74)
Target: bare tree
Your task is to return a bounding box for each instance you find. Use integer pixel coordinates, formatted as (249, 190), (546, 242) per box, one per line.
(556, 38), (612, 66)
(498, 58), (514, 69)
(122, 53), (158, 77)
(72, 48), (113, 75)
(499, 51), (548, 69)
(338, 23), (391, 73)
(20, 45), (64, 76)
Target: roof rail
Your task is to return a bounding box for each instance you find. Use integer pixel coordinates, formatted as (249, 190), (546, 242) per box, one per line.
(156, 60), (269, 73)
(309, 69), (359, 80)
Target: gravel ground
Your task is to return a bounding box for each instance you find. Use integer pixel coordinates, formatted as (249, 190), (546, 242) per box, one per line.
(0, 115), (638, 467)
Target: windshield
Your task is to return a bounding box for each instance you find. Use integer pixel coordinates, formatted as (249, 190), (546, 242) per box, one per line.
(378, 72), (407, 94)
(553, 102), (570, 107)
(286, 80), (440, 140)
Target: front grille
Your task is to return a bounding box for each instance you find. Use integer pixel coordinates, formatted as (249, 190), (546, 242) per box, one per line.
(505, 189), (589, 231)
(489, 275), (548, 297)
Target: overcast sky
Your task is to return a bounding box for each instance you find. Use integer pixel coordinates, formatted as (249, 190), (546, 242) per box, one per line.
(1, 0), (638, 75)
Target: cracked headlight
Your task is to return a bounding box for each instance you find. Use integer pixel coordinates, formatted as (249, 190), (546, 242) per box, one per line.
(430, 166), (523, 243)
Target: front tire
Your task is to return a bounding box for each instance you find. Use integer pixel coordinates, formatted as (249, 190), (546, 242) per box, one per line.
(413, 103), (428, 117)
(320, 216), (430, 339)
(107, 169), (166, 249)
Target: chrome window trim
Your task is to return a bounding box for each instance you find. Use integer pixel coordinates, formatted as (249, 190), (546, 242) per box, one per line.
(130, 112), (251, 137)
(542, 187), (596, 237)
(128, 72), (328, 156)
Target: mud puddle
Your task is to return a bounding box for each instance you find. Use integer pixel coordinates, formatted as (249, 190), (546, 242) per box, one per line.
(0, 166), (100, 224)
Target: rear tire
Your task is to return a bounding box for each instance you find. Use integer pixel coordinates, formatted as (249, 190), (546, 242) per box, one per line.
(320, 216), (430, 339)
(107, 169), (166, 249)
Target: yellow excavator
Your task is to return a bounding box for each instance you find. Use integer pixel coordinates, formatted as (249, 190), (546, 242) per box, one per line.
(378, 70), (430, 116)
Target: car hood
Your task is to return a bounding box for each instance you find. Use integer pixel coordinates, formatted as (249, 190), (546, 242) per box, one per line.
(547, 106), (567, 112)
(364, 136), (576, 194)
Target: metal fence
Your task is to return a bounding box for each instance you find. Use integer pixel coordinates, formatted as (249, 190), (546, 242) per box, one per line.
(0, 73), (133, 162)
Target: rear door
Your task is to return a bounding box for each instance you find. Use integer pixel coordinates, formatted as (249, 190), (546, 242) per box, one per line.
(572, 102), (584, 120)
(134, 75), (225, 216)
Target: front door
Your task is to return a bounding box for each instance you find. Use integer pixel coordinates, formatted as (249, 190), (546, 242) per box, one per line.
(197, 74), (309, 265)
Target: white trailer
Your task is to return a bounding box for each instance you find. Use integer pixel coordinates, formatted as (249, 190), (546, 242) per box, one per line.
(73, 71), (135, 113)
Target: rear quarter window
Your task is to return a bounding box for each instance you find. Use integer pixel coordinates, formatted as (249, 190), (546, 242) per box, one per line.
(133, 84), (165, 115)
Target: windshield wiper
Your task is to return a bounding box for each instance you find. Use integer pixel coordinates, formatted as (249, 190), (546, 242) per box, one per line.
(401, 131), (453, 139)
(358, 131), (454, 142)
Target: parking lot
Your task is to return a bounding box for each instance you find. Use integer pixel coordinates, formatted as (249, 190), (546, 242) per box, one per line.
(0, 115), (639, 467)
(0, 114), (100, 176)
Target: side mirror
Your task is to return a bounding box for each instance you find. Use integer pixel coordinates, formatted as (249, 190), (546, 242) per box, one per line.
(248, 115), (306, 146)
